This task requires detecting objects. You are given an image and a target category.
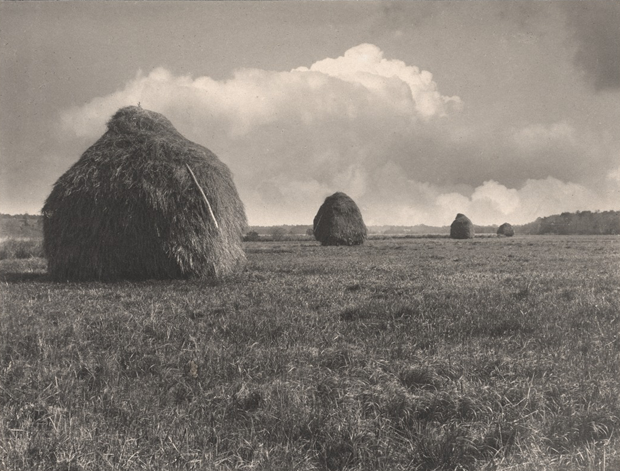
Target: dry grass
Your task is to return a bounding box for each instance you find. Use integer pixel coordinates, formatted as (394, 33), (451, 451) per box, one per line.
(497, 223), (515, 237)
(42, 106), (247, 281)
(0, 238), (43, 260)
(451, 213), (475, 239)
(1, 235), (619, 470)
(313, 192), (367, 246)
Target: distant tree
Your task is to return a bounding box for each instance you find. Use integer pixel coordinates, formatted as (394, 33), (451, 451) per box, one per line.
(244, 231), (260, 242)
(270, 227), (287, 241)
(516, 210), (620, 235)
(306, 228), (314, 237)
(287, 225), (311, 235)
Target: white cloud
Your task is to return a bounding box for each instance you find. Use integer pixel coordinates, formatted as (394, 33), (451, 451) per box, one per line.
(58, 44), (618, 226)
(355, 170), (616, 226)
(61, 44), (461, 141)
(295, 43), (462, 118)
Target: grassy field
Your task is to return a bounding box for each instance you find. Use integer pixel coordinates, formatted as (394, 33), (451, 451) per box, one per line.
(1, 235), (619, 470)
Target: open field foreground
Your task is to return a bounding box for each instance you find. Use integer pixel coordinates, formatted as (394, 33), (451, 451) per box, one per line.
(1, 236), (619, 471)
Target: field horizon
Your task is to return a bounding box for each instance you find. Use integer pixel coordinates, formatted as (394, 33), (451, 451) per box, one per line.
(2, 209), (619, 242)
(1, 235), (619, 470)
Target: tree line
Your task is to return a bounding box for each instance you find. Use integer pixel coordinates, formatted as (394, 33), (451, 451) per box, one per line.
(2, 210), (619, 239)
(516, 210), (620, 235)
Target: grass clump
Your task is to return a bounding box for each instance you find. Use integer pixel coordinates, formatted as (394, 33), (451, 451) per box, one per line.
(0, 238), (43, 260)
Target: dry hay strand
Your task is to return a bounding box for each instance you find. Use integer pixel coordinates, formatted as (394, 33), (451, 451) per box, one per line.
(450, 213), (475, 239)
(497, 222), (515, 237)
(313, 192), (367, 246)
(42, 106), (247, 281)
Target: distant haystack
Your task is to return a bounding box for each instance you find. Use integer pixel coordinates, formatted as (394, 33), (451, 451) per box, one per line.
(450, 213), (475, 239)
(313, 192), (367, 246)
(43, 106), (247, 281)
(497, 222), (515, 237)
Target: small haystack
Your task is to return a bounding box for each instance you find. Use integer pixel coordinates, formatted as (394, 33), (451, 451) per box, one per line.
(313, 192), (367, 246)
(450, 213), (475, 239)
(43, 106), (247, 281)
(497, 222), (515, 237)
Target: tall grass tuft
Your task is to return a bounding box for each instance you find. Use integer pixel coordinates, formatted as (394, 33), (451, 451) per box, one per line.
(0, 238), (43, 260)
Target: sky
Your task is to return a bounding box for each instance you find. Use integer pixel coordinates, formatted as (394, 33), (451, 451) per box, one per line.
(1, 1), (619, 227)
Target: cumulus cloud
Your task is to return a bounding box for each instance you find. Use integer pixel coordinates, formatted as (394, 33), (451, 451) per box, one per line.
(363, 174), (617, 227)
(294, 43), (462, 117)
(61, 44), (460, 139)
(435, 178), (608, 226)
(59, 43), (618, 226)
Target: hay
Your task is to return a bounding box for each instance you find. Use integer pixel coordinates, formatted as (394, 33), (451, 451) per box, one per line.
(313, 192), (367, 246)
(450, 213), (475, 239)
(497, 222), (515, 237)
(42, 106), (247, 281)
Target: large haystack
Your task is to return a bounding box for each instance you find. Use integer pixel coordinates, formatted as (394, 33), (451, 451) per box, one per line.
(497, 222), (515, 237)
(313, 192), (367, 246)
(450, 213), (475, 239)
(43, 106), (247, 281)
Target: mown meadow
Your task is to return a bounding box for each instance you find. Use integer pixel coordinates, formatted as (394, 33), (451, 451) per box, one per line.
(1, 235), (619, 470)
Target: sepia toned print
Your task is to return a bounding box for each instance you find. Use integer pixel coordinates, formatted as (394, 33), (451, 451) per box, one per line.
(1, 2), (619, 470)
